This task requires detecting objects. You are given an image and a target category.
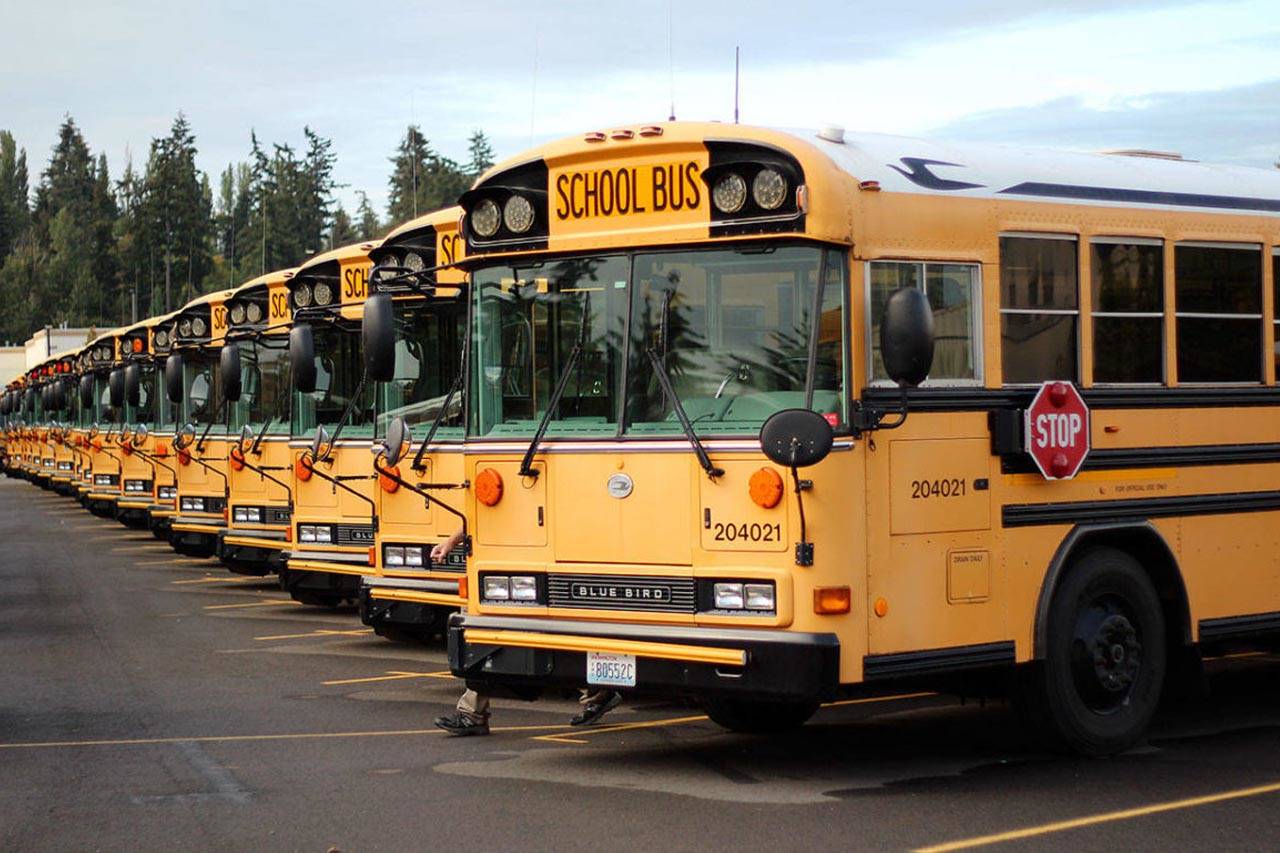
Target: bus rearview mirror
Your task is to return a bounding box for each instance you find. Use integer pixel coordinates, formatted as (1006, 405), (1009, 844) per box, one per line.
(362, 293), (396, 382)
(79, 374), (94, 409)
(165, 354), (185, 404)
(759, 408), (834, 469)
(381, 416), (411, 468)
(290, 325), (316, 394)
(108, 368), (125, 409)
(881, 287), (935, 389)
(220, 343), (242, 403)
(125, 364), (142, 408)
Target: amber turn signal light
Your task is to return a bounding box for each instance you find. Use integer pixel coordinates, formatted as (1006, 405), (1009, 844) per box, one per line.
(294, 455), (313, 482)
(813, 586), (851, 615)
(378, 464), (400, 494)
(749, 467), (784, 509)
(228, 448), (245, 471)
(458, 576), (468, 600)
(475, 467), (503, 506)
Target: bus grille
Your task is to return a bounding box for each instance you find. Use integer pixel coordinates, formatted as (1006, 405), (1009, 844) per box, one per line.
(335, 523), (376, 546)
(547, 574), (696, 614)
(265, 507), (291, 525)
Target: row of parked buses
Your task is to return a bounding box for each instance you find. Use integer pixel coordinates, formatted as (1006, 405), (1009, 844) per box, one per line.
(6, 121), (1280, 755)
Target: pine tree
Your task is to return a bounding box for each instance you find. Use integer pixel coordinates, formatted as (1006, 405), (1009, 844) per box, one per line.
(0, 131), (30, 258)
(385, 125), (471, 227)
(32, 117), (94, 239)
(466, 130), (495, 177)
(89, 153), (120, 320)
(140, 114), (213, 309)
(329, 204), (356, 248)
(355, 191), (380, 240)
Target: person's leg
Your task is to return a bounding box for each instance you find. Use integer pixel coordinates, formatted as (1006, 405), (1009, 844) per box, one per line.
(434, 689), (491, 736)
(570, 688), (622, 726)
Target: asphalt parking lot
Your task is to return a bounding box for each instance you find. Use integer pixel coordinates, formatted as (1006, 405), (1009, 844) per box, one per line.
(3, 477), (1280, 851)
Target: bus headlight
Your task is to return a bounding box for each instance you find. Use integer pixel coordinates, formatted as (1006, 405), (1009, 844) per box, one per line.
(482, 575), (511, 600)
(751, 168), (787, 210)
(745, 583), (776, 611)
(510, 575), (538, 601)
(403, 251), (426, 274)
(246, 302), (263, 324)
(155, 330), (169, 348)
(404, 547), (424, 568)
(471, 199), (501, 238)
(384, 546), (405, 567)
(314, 283), (334, 306)
(229, 304), (246, 325)
(713, 582), (744, 610)
(192, 317), (207, 337)
(503, 195), (534, 234)
(712, 173), (747, 214)
(293, 283), (313, 308)
(178, 319), (193, 338)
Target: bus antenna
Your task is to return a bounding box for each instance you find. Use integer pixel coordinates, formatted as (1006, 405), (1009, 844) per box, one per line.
(667, 0), (676, 121)
(733, 46), (740, 124)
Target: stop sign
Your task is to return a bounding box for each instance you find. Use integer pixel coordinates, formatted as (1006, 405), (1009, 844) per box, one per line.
(1024, 381), (1090, 480)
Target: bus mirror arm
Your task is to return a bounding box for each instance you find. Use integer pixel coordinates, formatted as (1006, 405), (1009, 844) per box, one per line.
(851, 388), (910, 434)
(236, 456), (293, 506)
(303, 461), (377, 525)
(374, 456), (468, 544)
(792, 466), (814, 567)
(131, 446), (178, 480)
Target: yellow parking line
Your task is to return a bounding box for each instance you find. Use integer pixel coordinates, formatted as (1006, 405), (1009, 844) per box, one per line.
(204, 599), (298, 610)
(172, 576), (265, 585)
(322, 670), (454, 686)
(0, 723), (576, 751)
(824, 691), (937, 708)
(255, 628), (373, 641)
(915, 780), (1280, 852)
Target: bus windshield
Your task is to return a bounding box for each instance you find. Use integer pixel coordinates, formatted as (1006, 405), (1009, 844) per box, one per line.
(376, 301), (465, 439)
(182, 351), (226, 429)
(292, 324), (374, 437)
(470, 244), (846, 437)
(233, 337), (290, 433)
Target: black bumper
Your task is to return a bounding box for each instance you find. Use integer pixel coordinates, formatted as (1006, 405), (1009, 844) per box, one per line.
(216, 532), (288, 575)
(448, 613), (840, 703)
(278, 566), (361, 598)
(358, 578), (459, 631)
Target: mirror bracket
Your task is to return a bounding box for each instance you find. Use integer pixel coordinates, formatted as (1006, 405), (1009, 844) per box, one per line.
(851, 388), (911, 435)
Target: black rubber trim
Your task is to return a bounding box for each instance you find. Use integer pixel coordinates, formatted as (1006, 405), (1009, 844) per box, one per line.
(863, 641), (1015, 680)
(998, 181), (1280, 214)
(1002, 442), (1280, 475)
(862, 386), (1280, 412)
(1199, 612), (1280, 642)
(1005, 490), (1280, 528)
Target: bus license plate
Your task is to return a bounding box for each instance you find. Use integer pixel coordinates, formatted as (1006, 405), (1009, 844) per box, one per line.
(586, 652), (636, 687)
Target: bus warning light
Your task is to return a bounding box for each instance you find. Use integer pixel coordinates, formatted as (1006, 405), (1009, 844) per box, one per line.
(749, 467), (784, 509)
(814, 586), (851, 615)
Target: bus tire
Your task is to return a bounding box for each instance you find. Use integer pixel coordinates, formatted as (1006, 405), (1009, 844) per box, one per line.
(702, 698), (819, 734)
(1020, 546), (1165, 756)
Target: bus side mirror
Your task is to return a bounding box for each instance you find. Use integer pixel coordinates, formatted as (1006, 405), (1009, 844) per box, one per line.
(80, 374), (94, 409)
(109, 368), (125, 409)
(290, 325), (316, 394)
(362, 293), (396, 382)
(220, 343), (242, 403)
(125, 364), (142, 408)
(759, 409), (834, 469)
(881, 287), (935, 389)
(165, 354), (185, 404)
(379, 416), (411, 467)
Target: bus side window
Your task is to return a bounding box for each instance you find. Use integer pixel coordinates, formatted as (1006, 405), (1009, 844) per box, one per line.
(1091, 238), (1164, 384)
(869, 260), (980, 385)
(1175, 242), (1262, 383)
(999, 234), (1078, 384)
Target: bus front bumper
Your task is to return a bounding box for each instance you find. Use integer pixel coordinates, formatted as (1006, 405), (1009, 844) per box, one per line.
(359, 576), (464, 631)
(448, 614), (840, 702)
(217, 528), (290, 575)
(280, 550), (369, 599)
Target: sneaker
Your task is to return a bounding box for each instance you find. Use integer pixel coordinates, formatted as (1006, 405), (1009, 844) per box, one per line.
(570, 691), (623, 726)
(434, 713), (490, 736)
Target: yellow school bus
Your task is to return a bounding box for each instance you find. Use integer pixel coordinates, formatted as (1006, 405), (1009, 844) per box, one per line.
(25, 360), (58, 489)
(81, 328), (131, 517)
(215, 269), (298, 574)
(42, 351), (82, 495)
(111, 314), (182, 530)
(65, 346), (98, 502)
(358, 207), (469, 641)
(164, 289), (237, 556)
(281, 241), (379, 606)
(446, 122), (1280, 755)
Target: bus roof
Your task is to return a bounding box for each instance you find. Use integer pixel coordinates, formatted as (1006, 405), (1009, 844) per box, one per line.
(296, 240), (379, 275)
(382, 206), (462, 244)
(229, 267), (296, 297)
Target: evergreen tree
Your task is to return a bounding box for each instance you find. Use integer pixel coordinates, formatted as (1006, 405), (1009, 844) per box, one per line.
(0, 236), (42, 343)
(32, 117), (94, 239)
(329, 204), (356, 248)
(139, 113), (213, 309)
(355, 191), (380, 240)
(90, 153), (120, 320)
(386, 125), (470, 227)
(466, 130), (495, 177)
(0, 131), (30, 258)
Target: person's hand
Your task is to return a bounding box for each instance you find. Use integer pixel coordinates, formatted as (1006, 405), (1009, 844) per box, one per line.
(430, 541), (449, 562)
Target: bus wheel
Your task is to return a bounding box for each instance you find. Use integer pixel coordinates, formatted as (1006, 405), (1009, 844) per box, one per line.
(1021, 547), (1165, 756)
(702, 698), (819, 734)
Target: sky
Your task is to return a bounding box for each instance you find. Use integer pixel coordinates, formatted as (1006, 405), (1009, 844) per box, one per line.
(2, 0), (1279, 216)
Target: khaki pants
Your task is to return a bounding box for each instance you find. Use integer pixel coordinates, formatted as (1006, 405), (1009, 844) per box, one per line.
(456, 688), (615, 723)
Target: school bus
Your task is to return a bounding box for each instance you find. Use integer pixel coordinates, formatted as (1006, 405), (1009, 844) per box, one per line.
(42, 351), (82, 495)
(24, 360), (57, 489)
(357, 208), (469, 641)
(110, 314), (182, 530)
(163, 289), (237, 556)
(81, 328), (131, 517)
(281, 241), (378, 606)
(441, 122), (1280, 755)
(215, 269), (298, 574)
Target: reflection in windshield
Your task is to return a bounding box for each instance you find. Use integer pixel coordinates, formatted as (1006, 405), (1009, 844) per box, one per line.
(470, 245), (846, 437)
(233, 338), (290, 431)
(376, 301), (465, 437)
(183, 354), (225, 428)
(292, 324), (374, 436)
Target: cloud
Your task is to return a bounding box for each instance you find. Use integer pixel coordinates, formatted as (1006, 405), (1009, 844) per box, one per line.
(930, 79), (1280, 166)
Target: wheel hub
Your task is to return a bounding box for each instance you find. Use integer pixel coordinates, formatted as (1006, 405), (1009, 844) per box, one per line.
(1091, 614), (1141, 692)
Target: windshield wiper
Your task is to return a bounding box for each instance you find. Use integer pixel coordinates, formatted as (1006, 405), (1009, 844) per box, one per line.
(645, 347), (723, 479)
(412, 347), (467, 472)
(518, 292), (590, 479)
(318, 372), (368, 462)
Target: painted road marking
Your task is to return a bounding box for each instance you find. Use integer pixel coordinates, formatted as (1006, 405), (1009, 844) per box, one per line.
(915, 780), (1280, 852)
(203, 599), (299, 610)
(532, 691), (940, 745)
(255, 628), (372, 641)
(322, 670), (453, 686)
(172, 576), (265, 585)
(0, 723), (576, 750)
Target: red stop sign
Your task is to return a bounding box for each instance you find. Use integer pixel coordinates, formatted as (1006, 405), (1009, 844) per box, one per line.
(1024, 381), (1090, 480)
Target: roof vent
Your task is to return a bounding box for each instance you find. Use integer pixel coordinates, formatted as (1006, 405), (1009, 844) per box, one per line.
(817, 125), (846, 144)
(1101, 149), (1185, 161)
